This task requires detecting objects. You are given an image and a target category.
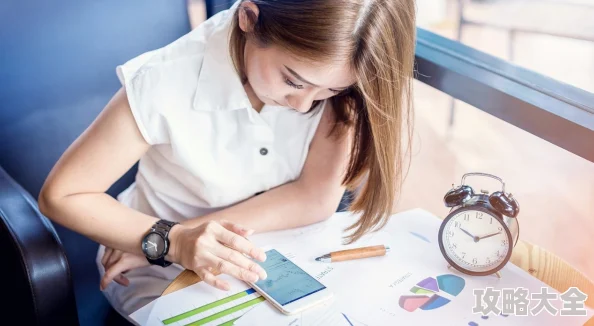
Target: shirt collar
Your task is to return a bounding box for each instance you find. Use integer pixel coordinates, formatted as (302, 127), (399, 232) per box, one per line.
(193, 2), (251, 112)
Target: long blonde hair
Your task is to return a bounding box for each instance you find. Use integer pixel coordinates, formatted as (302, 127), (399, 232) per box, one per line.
(228, 0), (416, 243)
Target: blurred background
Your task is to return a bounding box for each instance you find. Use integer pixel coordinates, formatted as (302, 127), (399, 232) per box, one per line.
(189, 0), (594, 282)
(409, 0), (594, 284)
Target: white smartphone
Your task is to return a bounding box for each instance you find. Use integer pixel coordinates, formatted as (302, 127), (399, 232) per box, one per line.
(247, 249), (334, 315)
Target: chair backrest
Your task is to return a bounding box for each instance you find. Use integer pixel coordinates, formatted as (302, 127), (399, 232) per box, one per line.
(0, 0), (190, 198)
(205, 0), (235, 18)
(0, 1), (191, 323)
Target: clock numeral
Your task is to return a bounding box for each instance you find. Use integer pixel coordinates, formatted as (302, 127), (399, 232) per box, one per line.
(454, 221), (461, 228)
(476, 212), (483, 219)
(490, 217), (493, 224)
(452, 243), (457, 249)
(486, 257), (491, 264)
(461, 252), (466, 259)
(496, 250), (500, 257)
(501, 239), (508, 246)
(447, 230), (454, 237)
(472, 258), (478, 264)
(464, 214), (470, 221)
(498, 226), (503, 232)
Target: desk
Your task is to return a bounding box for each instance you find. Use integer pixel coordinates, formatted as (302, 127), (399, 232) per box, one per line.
(162, 231), (594, 324)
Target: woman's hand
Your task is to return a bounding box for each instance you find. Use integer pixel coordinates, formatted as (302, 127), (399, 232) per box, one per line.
(169, 220), (268, 291)
(100, 247), (149, 290)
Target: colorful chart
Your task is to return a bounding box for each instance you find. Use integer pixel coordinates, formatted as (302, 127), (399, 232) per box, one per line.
(399, 274), (465, 312)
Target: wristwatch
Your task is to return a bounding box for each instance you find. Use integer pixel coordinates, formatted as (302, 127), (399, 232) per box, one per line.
(141, 219), (179, 267)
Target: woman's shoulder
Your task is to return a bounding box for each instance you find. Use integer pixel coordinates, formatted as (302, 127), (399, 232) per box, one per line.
(116, 14), (236, 116)
(126, 5), (236, 82)
(118, 27), (211, 92)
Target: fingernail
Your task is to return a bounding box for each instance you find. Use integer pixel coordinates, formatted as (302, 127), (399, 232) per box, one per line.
(261, 271), (268, 280)
(239, 227), (253, 235)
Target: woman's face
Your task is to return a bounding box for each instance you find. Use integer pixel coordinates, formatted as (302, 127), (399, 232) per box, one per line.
(243, 40), (356, 113)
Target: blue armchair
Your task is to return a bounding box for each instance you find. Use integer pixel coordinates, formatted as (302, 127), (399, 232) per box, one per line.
(0, 1), (191, 324)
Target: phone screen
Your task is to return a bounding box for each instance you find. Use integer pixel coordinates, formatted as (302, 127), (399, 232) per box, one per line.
(253, 249), (326, 306)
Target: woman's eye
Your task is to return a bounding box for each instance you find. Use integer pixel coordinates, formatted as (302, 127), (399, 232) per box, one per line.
(284, 78), (303, 90)
(331, 88), (349, 96)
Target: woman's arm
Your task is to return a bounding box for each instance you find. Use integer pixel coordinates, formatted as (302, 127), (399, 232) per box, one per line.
(40, 88), (269, 290)
(38, 88), (157, 256)
(181, 101), (352, 233)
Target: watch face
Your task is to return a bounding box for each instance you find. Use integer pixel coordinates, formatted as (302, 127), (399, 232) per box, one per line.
(142, 233), (166, 259)
(439, 207), (513, 275)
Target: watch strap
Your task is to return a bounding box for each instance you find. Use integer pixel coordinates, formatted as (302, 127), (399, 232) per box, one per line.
(149, 256), (172, 268)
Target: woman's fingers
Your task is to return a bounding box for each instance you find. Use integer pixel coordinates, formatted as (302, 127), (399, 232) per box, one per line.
(114, 273), (130, 287)
(101, 261), (127, 290)
(181, 221), (269, 292)
(219, 220), (254, 237)
(106, 249), (124, 270)
(196, 267), (230, 291)
(213, 245), (267, 281)
(214, 223), (266, 262)
(101, 247), (113, 267)
(100, 253), (148, 290)
(213, 253), (261, 283)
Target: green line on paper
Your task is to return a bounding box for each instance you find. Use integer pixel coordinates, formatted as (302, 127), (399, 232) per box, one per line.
(162, 290), (251, 324)
(185, 296), (266, 326)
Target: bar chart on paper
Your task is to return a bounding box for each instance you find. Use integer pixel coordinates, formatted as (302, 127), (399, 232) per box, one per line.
(146, 276), (266, 326)
(163, 288), (263, 326)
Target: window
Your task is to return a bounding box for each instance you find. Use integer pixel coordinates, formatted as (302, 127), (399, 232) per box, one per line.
(416, 0), (594, 93)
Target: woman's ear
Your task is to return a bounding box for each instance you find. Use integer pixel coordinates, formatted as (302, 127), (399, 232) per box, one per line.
(238, 1), (260, 33)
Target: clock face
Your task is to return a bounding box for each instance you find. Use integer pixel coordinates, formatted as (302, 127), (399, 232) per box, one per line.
(439, 208), (512, 275)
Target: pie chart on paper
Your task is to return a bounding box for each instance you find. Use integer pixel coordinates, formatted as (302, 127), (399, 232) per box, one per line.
(399, 274), (465, 312)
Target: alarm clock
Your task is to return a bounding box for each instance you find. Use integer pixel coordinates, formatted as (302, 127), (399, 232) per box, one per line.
(438, 172), (520, 278)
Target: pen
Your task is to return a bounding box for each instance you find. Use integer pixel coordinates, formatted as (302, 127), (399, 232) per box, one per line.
(314, 245), (390, 263)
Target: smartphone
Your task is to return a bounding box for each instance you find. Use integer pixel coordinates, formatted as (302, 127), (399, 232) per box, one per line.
(247, 249), (334, 315)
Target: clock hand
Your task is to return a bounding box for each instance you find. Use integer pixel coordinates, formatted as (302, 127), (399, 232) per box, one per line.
(459, 227), (476, 239)
(148, 241), (157, 251)
(459, 227), (483, 242)
(478, 231), (502, 240)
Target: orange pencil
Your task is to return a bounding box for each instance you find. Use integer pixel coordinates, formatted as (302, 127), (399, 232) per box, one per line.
(314, 245), (390, 263)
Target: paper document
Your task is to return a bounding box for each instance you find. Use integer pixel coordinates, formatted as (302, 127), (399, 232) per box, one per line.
(233, 210), (446, 325)
(234, 298), (352, 326)
(143, 274), (265, 326)
(241, 209), (594, 326)
(337, 209), (594, 326)
(129, 208), (593, 326)
(129, 300), (156, 325)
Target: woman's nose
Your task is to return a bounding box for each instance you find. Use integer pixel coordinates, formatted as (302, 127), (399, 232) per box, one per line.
(287, 93), (315, 113)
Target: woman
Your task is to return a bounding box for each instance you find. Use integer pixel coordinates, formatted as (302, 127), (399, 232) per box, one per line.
(38, 0), (415, 320)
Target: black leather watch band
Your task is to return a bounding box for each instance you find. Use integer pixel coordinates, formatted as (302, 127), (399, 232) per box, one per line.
(142, 219), (179, 267)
